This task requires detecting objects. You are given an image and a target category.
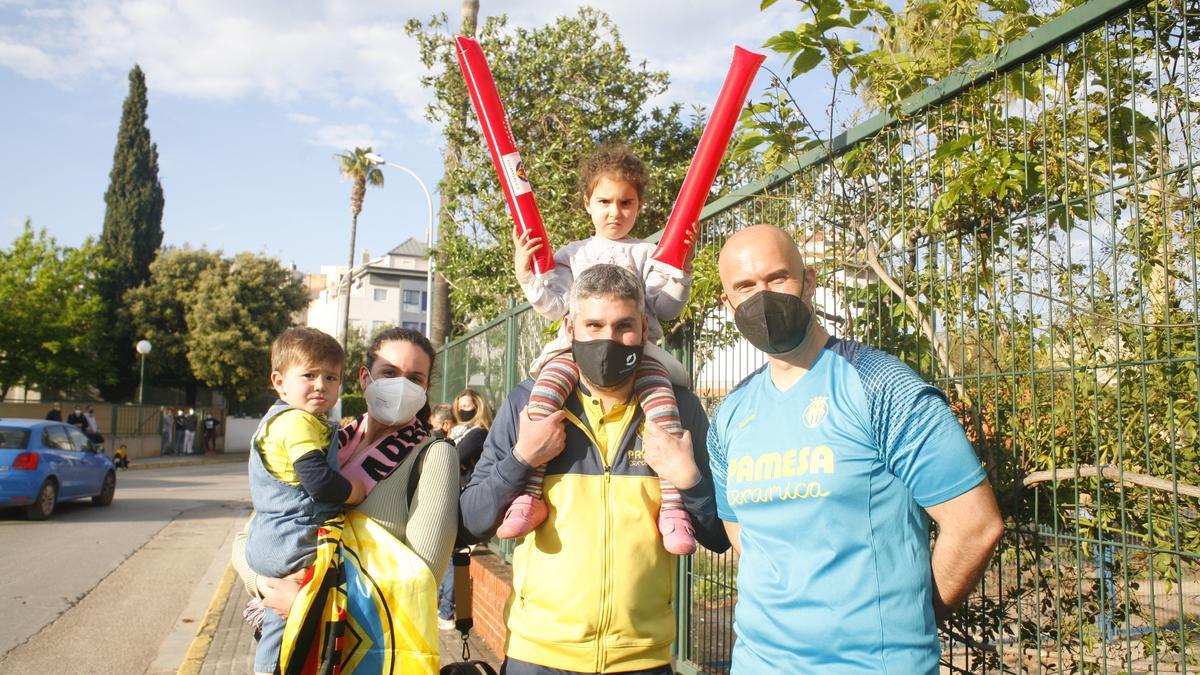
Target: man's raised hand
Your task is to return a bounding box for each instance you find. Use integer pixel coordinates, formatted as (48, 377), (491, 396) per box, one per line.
(513, 407), (567, 467)
(642, 421), (700, 490)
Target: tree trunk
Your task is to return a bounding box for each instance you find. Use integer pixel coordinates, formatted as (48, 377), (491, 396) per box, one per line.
(460, 0), (479, 34)
(340, 212), (359, 350)
(430, 0), (479, 347)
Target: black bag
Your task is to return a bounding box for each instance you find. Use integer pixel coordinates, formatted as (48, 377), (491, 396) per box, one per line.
(441, 662), (498, 675)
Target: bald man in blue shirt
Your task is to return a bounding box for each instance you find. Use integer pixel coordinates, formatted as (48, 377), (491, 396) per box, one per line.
(709, 224), (1004, 673)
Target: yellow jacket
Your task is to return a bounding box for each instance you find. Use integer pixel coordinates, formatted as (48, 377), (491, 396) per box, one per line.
(460, 380), (729, 672)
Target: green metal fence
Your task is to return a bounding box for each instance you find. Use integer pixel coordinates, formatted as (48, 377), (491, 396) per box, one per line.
(435, 0), (1199, 670)
(434, 302), (549, 563)
(434, 302), (550, 410)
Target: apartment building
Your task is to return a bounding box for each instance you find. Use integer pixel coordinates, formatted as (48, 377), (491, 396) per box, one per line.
(306, 238), (430, 340)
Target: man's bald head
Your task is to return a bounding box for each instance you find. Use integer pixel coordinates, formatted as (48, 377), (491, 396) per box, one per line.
(722, 224), (802, 262)
(718, 224), (811, 307)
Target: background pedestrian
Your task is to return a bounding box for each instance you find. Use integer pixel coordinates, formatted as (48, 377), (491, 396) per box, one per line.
(173, 409), (187, 455)
(67, 406), (87, 431)
(183, 408), (198, 454)
(202, 411), (221, 455)
(161, 407), (175, 455)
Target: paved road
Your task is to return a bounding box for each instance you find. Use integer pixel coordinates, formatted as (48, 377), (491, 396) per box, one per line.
(0, 462), (249, 674)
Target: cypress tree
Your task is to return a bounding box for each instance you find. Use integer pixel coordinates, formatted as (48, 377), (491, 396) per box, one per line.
(98, 65), (165, 400)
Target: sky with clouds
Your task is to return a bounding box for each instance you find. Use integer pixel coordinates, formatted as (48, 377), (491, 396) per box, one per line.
(1, 0), (838, 272)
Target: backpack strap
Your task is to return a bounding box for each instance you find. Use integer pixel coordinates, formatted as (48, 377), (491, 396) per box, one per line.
(406, 435), (449, 508)
(407, 435), (478, 549)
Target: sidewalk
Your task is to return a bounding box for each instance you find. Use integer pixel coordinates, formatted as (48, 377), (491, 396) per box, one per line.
(179, 565), (501, 674)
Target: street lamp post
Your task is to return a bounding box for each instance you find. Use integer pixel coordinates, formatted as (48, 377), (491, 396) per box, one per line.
(363, 153), (436, 338)
(135, 339), (152, 404)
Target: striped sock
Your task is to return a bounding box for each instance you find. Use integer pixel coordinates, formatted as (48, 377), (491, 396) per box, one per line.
(634, 357), (685, 511)
(525, 466), (546, 498)
(634, 357), (683, 436)
(525, 354), (579, 499)
(529, 354), (580, 420)
(659, 480), (682, 511)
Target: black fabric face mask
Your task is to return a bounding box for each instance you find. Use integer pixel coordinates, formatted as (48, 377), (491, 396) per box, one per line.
(458, 408), (476, 422)
(572, 338), (643, 388)
(732, 289), (812, 355)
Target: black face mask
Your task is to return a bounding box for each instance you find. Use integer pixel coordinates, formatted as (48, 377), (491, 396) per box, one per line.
(458, 408), (476, 422)
(732, 289), (812, 355)
(572, 338), (643, 388)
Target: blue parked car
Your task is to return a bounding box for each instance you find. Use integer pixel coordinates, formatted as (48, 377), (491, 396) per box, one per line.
(0, 418), (116, 520)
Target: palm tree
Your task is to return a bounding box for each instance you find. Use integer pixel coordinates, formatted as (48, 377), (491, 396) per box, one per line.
(335, 147), (385, 349)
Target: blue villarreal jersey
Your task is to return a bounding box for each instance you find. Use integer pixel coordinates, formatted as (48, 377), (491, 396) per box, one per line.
(709, 337), (987, 674)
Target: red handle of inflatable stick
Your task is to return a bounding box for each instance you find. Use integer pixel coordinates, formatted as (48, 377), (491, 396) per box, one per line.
(653, 46), (766, 271)
(454, 36), (555, 275)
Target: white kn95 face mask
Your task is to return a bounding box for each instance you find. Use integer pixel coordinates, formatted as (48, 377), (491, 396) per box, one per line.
(364, 373), (427, 427)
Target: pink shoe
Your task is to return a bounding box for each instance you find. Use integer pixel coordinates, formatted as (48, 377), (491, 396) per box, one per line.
(496, 494), (548, 539)
(659, 508), (697, 555)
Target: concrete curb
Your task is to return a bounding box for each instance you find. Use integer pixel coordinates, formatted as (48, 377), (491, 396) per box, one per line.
(176, 564), (237, 675)
(125, 454), (248, 471)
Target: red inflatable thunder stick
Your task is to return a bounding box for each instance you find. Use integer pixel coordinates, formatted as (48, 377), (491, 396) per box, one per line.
(652, 46), (766, 271)
(454, 36), (555, 275)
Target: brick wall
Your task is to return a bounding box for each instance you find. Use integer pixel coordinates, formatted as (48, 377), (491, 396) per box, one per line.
(468, 549), (512, 659)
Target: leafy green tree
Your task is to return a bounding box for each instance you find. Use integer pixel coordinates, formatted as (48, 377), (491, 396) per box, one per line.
(0, 222), (108, 398)
(335, 147), (385, 349)
(98, 64), (165, 400)
(184, 253), (308, 404)
(125, 247), (223, 402)
(408, 8), (741, 335)
(343, 325), (370, 395)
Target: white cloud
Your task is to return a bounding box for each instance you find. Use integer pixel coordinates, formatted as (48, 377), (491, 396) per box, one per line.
(286, 112), (318, 125)
(0, 39), (55, 78)
(0, 0), (443, 117)
(310, 122), (390, 151)
(21, 7), (65, 19)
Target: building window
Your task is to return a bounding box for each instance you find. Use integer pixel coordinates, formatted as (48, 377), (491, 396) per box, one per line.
(403, 290), (422, 307)
(373, 288), (388, 302)
(401, 321), (425, 333)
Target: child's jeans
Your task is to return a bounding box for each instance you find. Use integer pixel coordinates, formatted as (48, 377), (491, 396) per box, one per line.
(255, 612), (285, 673)
(437, 562), (455, 621)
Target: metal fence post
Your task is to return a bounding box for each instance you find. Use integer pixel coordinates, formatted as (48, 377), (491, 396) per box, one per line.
(505, 299), (518, 394)
(440, 343), (449, 406)
(668, 319), (696, 666)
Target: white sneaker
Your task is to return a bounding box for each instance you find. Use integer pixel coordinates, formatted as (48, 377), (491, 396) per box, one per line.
(438, 617), (455, 631)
